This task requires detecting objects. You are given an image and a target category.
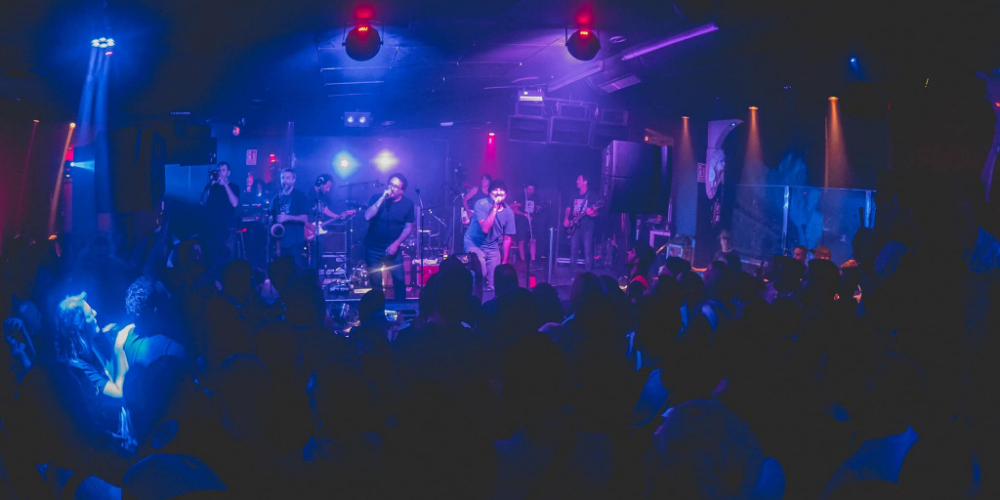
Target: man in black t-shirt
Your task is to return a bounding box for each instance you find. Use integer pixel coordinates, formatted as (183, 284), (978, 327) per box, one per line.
(272, 168), (310, 269)
(563, 174), (600, 273)
(200, 162), (240, 266)
(364, 173), (415, 299)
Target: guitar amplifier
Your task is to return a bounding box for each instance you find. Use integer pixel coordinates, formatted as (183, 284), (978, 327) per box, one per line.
(318, 231), (348, 254)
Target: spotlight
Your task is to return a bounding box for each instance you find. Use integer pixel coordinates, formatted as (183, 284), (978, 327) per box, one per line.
(232, 125), (241, 137)
(340, 159), (350, 168)
(105, 51), (112, 56)
(829, 96), (839, 101)
(488, 132), (495, 144)
(33, 119), (39, 123)
(344, 23), (382, 61)
(567, 28), (601, 61)
(749, 106), (758, 110)
(850, 57), (857, 63)
(681, 116), (689, 119)
(373, 150), (398, 172)
(269, 154), (277, 163)
(70, 122), (76, 129)
(440, 121), (454, 127)
(344, 111), (372, 127)
(90, 37), (115, 49)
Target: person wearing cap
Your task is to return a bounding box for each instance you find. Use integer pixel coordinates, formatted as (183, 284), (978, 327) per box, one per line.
(810, 246), (832, 261)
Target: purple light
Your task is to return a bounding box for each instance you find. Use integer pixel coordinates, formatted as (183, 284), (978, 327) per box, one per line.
(620, 23), (718, 62)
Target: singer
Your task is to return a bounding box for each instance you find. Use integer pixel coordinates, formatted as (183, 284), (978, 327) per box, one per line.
(363, 173), (415, 299)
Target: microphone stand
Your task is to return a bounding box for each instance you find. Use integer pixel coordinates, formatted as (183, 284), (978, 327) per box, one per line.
(415, 189), (425, 288)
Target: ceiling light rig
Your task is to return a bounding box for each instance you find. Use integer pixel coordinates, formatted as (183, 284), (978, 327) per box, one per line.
(91, 37), (115, 49)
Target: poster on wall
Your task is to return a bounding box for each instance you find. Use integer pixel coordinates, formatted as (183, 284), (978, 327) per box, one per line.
(706, 149), (725, 200)
(697, 162), (706, 183)
(246, 149), (257, 166)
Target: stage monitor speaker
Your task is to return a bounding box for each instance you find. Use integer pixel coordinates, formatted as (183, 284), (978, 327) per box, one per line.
(97, 127), (167, 213)
(601, 141), (672, 214)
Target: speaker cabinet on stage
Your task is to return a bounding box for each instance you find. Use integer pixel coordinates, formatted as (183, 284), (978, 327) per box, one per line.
(600, 141), (672, 214)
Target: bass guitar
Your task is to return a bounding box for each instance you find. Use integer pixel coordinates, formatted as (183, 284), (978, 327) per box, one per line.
(565, 199), (604, 238)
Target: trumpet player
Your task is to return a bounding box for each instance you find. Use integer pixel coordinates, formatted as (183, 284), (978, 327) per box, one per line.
(271, 168), (309, 269)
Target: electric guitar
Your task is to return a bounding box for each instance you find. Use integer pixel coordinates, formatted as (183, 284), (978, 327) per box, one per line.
(304, 210), (358, 241)
(565, 199), (604, 238)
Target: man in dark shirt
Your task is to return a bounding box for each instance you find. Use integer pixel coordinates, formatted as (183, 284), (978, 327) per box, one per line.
(564, 174), (600, 274)
(465, 178), (517, 291)
(364, 173), (415, 299)
(272, 168), (310, 269)
(200, 162), (240, 266)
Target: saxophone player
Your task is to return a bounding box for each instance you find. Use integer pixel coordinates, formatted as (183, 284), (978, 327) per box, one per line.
(271, 168), (309, 269)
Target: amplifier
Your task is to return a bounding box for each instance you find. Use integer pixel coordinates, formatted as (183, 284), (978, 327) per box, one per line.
(318, 231), (348, 254)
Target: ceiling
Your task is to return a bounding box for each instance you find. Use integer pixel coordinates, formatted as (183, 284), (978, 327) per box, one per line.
(1, 1), (998, 129)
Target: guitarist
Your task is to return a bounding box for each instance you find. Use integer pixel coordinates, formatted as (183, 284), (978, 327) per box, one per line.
(564, 174), (600, 274)
(308, 174), (348, 223)
(461, 174), (492, 227)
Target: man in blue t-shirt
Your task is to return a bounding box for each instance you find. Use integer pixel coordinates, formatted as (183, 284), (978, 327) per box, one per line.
(464, 178), (517, 291)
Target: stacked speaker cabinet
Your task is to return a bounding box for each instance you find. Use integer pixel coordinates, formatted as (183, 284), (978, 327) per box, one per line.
(600, 141), (672, 215)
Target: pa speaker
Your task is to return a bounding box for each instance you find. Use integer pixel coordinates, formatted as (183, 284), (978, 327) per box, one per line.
(601, 141), (672, 214)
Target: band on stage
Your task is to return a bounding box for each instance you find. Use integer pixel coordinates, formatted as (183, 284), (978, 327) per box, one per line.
(202, 160), (604, 296)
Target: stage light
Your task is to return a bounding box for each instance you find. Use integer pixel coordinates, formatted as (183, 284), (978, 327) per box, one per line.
(440, 121), (454, 127)
(489, 132), (496, 136)
(373, 150), (398, 172)
(681, 116), (689, 119)
(567, 28), (601, 61)
(105, 51), (112, 56)
(749, 106), (758, 110)
(519, 88), (544, 102)
(232, 125), (241, 137)
(488, 132), (495, 145)
(269, 154), (277, 163)
(850, 57), (857, 63)
(344, 111), (371, 127)
(70, 122), (76, 128)
(91, 37), (115, 49)
(333, 151), (360, 178)
(829, 96), (839, 101)
(344, 23), (382, 61)
(33, 119), (39, 123)
(783, 85), (792, 90)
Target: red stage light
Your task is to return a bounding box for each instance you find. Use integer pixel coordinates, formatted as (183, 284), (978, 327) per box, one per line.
(269, 154), (277, 163)
(567, 29), (601, 61)
(489, 132), (496, 136)
(358, 26), (369, 32)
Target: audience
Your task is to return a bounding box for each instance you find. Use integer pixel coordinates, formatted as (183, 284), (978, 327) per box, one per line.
(1, 138), (997, 500)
